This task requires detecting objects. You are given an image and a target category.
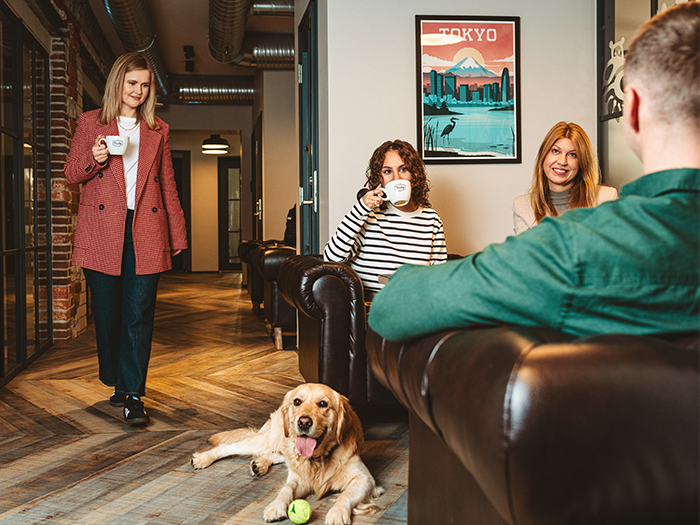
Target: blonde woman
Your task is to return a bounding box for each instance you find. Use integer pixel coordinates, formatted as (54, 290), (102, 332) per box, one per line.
(512, 122), (617, 234)
(65, 52), (187, 426)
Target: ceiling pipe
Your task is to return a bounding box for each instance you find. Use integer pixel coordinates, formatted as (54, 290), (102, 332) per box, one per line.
(236, 33), (294, 68)
(102, 0), (169, 96)
(101, 0), (292, 104)
(167, 75), (255, 105)
(209, 0), (294, 68)
(252, 0), (294, 17)
(209, 0), (251, 65)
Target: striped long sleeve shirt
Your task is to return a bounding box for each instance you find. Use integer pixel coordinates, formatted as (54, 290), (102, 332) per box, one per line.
(324, 200), (447, 296)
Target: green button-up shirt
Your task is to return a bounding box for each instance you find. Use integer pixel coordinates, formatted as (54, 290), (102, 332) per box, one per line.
(368, 168), (700, 342)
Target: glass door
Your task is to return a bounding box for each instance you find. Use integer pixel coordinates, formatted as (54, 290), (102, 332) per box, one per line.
(298, 0), (319, 254)
(0, 9), (52, 388)
(218, 156), (242, 270)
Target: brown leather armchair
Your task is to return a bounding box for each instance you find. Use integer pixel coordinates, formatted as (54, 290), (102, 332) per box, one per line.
(238, 239), (281, 314)
(252, 244), (297, 350)
(367, 325), (699, 525)
(277, 254), (397, 408)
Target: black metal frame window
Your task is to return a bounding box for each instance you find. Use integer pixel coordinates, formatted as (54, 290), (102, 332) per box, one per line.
(0, 4), (52, 387)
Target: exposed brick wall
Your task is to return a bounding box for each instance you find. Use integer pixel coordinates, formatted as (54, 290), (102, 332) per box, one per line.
(50, 19), (85, 345)
(46, 0), (116, 344)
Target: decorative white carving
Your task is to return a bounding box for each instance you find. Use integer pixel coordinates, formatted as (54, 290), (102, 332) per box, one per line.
(602, 38), (626, 115)
(659, 1), (694, 15)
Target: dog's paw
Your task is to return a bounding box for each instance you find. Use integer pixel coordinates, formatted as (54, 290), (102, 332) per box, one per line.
(191, 452), (212, 470)
(250, 458), (269, 477)
(263, 500), (289, 522)
(325, 504), (352, 525)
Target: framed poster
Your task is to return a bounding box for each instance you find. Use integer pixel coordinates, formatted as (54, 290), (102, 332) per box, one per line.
(416, 15), (521, 163)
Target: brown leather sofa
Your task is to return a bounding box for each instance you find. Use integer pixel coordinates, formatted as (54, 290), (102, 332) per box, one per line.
(238, 239), (280, 314)
(252, 244), (297, 349)
(366, 325), (699, 525)
(277, 254), (397, 408)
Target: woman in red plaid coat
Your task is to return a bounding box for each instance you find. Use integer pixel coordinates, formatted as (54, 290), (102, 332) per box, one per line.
(65, 52), (187, 427)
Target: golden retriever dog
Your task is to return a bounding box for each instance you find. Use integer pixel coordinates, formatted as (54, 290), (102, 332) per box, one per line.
(191, 383), (383, 524)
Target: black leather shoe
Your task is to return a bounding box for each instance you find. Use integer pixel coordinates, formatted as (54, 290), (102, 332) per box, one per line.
(123, 396), (150, 427)
(110, 392), (127, 407)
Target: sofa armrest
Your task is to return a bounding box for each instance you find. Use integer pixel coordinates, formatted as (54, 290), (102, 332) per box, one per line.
(367, 326), (699, 524)
(278, 255), (366, 320)
(238, 239), (283, 311)
(278, 255), (377, 403)
(254, 245), (296, 282)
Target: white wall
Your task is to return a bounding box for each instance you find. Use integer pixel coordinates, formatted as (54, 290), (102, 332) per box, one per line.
(157, 104), (251, 271)
(261, 70), (298, 240)
(602, 118), (644, 189)
(156, 75), (296, 270)
(298, 0), (598, 256)
(168, 130), (241, 272)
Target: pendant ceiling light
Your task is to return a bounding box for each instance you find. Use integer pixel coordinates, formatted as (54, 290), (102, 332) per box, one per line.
(202, 134), (229, 155)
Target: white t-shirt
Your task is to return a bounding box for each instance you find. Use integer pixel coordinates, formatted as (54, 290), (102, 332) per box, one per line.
(118, 116), (141, 210)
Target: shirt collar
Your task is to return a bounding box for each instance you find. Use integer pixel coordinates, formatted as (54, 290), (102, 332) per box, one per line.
(621, 168), (700, 198)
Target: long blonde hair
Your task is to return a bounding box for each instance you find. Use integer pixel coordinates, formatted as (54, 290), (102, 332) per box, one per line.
(529, 122), (600, 223)
(99, 52), (157, 129)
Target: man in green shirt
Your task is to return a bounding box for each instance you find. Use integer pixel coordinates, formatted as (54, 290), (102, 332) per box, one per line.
(369, 3), (699, 342)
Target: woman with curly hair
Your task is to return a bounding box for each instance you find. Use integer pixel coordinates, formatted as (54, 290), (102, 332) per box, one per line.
(324, 139), (447, 299)
(512, 122), (618, 234)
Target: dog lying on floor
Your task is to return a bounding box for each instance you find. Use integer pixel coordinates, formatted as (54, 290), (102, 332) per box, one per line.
(191, 383), (383, 524)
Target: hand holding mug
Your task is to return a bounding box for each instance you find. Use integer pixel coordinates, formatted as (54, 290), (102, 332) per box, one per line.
(92, 135), (109, 164)
(361, 188), (385, 210)
(99, 135), (129, 155)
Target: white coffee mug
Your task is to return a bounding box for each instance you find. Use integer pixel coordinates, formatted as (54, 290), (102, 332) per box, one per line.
(381, 179), (411, 207)
(99, 135), (129, 155)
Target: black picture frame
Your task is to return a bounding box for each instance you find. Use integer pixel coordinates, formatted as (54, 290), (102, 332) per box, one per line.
(416, 15), (521, 164)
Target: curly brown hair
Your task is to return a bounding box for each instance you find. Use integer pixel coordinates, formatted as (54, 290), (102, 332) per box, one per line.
(365, 140), (431, 208)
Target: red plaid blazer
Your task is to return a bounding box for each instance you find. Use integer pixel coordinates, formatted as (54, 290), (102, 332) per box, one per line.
(65, 109), (188, 275)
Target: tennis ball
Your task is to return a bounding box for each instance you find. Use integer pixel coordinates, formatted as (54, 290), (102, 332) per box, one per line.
(287, 499), (312, 524)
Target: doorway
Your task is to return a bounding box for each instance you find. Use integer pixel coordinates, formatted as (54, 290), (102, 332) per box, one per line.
(170, 150), (192, 272)
(298, 0), (320, 254)
(218, 155), (242, 270)
(251, 113), (263, 241)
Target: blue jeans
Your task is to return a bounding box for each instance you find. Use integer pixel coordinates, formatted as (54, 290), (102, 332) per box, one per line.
(83, 209), (160, 397)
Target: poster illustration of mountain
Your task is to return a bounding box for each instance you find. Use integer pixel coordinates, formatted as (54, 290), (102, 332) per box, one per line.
(416, 16), (521, 163)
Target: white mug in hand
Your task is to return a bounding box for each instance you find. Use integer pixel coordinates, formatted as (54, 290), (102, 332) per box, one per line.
(381, 179), (411, 207)
(99, 136), (129, 155)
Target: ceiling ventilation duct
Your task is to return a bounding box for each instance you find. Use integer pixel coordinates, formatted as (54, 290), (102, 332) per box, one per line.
(102, 0), (293, 103)
(103, 0), (170, 96)
(235, 32), (294, 68)
(209, 0), (294, 68)
(252, 0), (294, 17)
(167, 75), (255, 105)
(209, 0), (250, 65)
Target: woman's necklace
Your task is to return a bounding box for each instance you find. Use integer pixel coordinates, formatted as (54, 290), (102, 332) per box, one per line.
(118, 117), (138, 131)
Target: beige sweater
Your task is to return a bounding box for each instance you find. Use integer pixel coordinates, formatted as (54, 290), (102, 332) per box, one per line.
(512, 185), (619, 235)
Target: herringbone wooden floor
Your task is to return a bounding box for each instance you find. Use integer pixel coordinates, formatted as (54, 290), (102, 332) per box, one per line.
(0, 272), (408, 524)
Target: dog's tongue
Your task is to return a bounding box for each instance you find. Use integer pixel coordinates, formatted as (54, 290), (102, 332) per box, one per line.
(296, 436), (317, 458)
